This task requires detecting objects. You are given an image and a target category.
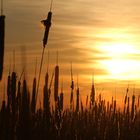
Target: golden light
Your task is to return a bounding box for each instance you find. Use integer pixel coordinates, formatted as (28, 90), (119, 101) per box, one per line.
(99, 43), (140, 80)
(102, 59), (139, 75)
(99, 43), (138, 56)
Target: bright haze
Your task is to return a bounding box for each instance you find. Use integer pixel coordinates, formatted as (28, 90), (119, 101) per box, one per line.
(2, 0), (140, 104)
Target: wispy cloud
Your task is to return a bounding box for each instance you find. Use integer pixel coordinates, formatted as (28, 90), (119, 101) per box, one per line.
(3, 0), (140, 97)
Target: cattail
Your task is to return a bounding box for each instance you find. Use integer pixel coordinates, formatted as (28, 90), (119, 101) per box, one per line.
(7, 74), (11, 109)
(0, 15), (5, 80)
(126, 97), (130, 117)
(124, 93), (127, 105)
(86, 95), (88, 107)
(76, 87), (79, 112)
(31, 77), (36, 115)
(111, 96), (114, 107)
(21, 79), (30, 121)
(99, 94), (102, 103)
(107, 101), (109, 114)
(1, 100), (6, 112)
(70, 81), (74, 105)
(90, 78), (95, 106)
(70, 62), (74, 109)
(113, 100), (116, 114)
(16, 80), (21, 113)
(54, 65), (59, 102)
(16, 70), (24, 113)
(81, 100), (83, 113)
(124, 93), (128, 115)
(138, 95), (140, 107)
(43, 72), (49, 111)
(59, 92), (64, 111)
(22, 79), (28, 110)
(11, 71), (16, 116)
(131, 94), (135, 120)
(59, 80), (64, 111)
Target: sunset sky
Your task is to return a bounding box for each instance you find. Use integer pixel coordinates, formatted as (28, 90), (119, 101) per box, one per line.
(1, 0), (140, 103)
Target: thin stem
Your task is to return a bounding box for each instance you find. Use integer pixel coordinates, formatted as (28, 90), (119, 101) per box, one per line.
(36, 47), (45, 104)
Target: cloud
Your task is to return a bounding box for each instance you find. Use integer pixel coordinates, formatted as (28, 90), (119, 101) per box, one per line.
(3, 0), (140, 98)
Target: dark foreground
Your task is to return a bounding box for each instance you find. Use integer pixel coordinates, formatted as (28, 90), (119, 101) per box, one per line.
(0, 70), (140, 140)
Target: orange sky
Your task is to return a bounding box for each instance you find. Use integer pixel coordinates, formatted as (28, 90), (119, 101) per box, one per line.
(1, 0), (140, 105)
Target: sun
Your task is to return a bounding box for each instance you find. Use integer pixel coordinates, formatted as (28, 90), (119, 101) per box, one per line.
(103, 59), (138, 75)
(99, 43), (140, 79)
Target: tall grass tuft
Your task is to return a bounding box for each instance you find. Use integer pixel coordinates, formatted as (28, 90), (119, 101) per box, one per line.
(0, 65), (140, 140)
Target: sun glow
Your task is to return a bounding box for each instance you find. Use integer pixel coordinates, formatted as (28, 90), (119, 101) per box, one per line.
(99, 43), (140, 80)
(100, 43), (139, 56)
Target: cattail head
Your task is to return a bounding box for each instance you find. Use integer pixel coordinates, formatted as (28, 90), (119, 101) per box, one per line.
(7, 74), (11, 96)
(11, 71), (16, 95)
(42, 11), (52, 47)
(11, 71), (16, 115)
(71, 80), (74, 90)
(113, 100), (116, 114)
(76, 88), (79, 112)
(124, 94), (127, 105)
(17, 80), (21, 111)
(54, 65), (59, 102)
(90, 83), (95, 105)
(138, 95), (140, 107)
(86, 95), (88, 107)
(81, 100), (83, 113)
(31, 77), (36, 114)
(131, 94), (135, 120)
(59, 92), (64, 111)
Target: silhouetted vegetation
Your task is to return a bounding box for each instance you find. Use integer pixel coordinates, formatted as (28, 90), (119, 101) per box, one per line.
(0, 15), (5, 80)
(0, 65), (140, 140)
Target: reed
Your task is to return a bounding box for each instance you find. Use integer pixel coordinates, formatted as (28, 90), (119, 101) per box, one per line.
(0, 67), (140, 140)
(54, 65), (59, 103)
